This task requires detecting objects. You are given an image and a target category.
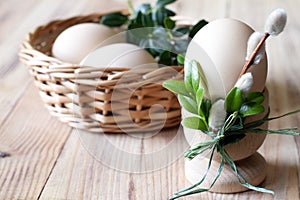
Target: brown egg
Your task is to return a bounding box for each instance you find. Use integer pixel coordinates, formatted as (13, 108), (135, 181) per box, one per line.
(185, 18), (268, 101)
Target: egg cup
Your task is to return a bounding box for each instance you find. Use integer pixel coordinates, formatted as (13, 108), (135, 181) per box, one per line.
(183, 88), (269, 193)
(163, 8), (298, 200)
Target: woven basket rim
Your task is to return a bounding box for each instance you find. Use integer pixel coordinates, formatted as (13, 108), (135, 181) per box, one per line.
(19, 10), (184, 133)
(22, 9), (131, 66)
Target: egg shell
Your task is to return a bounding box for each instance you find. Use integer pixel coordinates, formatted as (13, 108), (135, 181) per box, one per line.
(98, 30), (126, 47)
(80, 43), (158, 69)
(52, 23), (118, 63)
(185, 18), (268, 100)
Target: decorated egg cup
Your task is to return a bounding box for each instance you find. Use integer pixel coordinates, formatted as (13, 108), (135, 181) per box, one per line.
(162, 14), (293, 199)
(182, 20), (269, 191)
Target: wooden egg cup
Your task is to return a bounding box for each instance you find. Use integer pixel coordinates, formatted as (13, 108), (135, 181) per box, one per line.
(182, 88), (269, 193)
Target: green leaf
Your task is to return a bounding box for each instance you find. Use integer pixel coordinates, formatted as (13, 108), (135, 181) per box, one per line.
(173, 39), (189, 54)
(155, 0), (176, 9)
(189, 19), (209, 38)
(127, 0), (135, 15)
(162, 80), (189, 97)
(141, 13), (154, 27)
(132, 11), (143, 26)
(221, 134), (246, 146)
(184, 60), (194, 93)
(158, 51), (173, 65)
(126, 18), (155, 41)
(173, 27), (190, 36)
(176, 54), (185, 65)
(152, 27), (173, 47)
(100, 12), (128, 27)
(125, 0), (195, 68)
(196, 88), (204, 105)
(154, 9), (167, 26)
(240, 102), (265, 117)
(147, 48), (160, 57)
(189, 60), (209, 97)
(164, 8), (176, 16)
(246, 92), (265, 104)
(191, 60), (200, 92)
(135, 3), (151, 15)
(159, 50), (171, 58)
(184, 60), (200, 94)
(133, 4), (153, 27)
(178, 95), (198, 114)
(196, 88), (204, 115)
(164, 17), (175, 29)
(225, 87), (244, 113)
(126, 27), (149, 45)
(182, 116), (208, 131)
(127, 27), (172, 53)
(201, 99), (211, 121)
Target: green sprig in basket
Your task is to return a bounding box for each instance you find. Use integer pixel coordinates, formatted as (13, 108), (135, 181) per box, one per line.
(19, 0), (208, 133)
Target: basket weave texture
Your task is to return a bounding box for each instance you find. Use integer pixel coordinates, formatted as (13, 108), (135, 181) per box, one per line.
(19, 11), (183, 133)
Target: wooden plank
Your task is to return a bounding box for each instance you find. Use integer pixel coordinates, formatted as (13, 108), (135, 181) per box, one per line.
(0, 0), (299, 200)
(0, 64), (31, 125)
(39, 130), (298, 199)
(0, 83), (72, 199)
(38, 127), (189, 199)
(0, 0), (100, 77)
(0, 0), (38, 43)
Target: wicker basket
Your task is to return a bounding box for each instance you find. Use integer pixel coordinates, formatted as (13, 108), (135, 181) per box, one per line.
(19, 11), (183, 133)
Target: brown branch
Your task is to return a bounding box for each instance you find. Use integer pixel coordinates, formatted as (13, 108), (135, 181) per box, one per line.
(239, 33), (270, 78)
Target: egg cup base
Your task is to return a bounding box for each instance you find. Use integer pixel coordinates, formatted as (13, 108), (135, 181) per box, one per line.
(184, 152), (267, 194)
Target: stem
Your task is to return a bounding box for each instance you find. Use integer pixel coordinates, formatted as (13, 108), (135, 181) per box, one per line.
(238, 33), (270, 78)
(127, 0), (134, 15)
(266, 109), (300, 121)
(224, 112), (238, 131)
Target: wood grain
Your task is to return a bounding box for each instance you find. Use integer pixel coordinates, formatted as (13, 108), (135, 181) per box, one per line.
(0, 0), (300, 200)
(0, 83), (72, 199)
(38, 133), (188, 200)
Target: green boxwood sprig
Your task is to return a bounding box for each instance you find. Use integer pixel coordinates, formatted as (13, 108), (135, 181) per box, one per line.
(100, 0), (208, 66)
(163, 59), (300, 200)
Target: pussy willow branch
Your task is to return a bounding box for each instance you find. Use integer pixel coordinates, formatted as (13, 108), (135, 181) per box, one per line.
(239, 33), (270, 78)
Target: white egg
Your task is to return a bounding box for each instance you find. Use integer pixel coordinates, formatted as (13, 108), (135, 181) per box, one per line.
(52, 23), (123, 63)
(98, 31), (126, 47)
(80, 43), (158, 69)
(185, 19), (268, 100)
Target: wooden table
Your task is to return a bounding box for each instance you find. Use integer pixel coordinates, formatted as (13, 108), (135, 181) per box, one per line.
(1, 0), (300, 199)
